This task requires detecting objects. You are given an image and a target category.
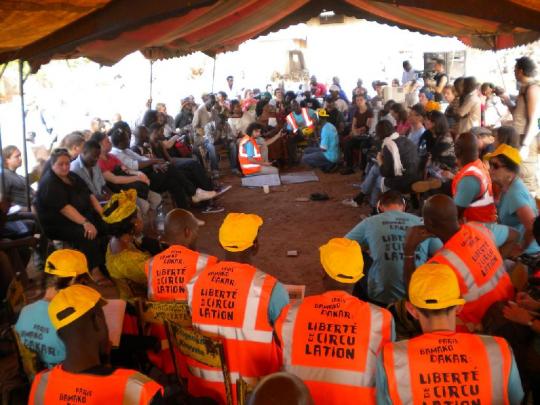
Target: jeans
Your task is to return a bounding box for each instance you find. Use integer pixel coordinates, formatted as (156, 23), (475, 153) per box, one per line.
(302, 147), (334, 171)
(356, 164), (381, 207)
(204, 139), (238, 171)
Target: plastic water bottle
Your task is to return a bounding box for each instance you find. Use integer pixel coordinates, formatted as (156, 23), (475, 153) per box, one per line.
(155, 205), (165, 235)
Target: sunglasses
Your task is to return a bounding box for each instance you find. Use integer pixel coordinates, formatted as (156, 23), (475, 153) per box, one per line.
(489, 161), (506, 170)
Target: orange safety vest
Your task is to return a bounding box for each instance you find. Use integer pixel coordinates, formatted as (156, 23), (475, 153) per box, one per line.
(382, 332), (513, 405)
(452, 159), (497, 223)
(428, 222), (514, 327)
(274, 291), (393, 405)
(238, 135), (263, 175)
(29, 365), (163, 405)
(186, 261), (280, 404)
(145, 245), (217, 301)
(286, 108), (315, 132)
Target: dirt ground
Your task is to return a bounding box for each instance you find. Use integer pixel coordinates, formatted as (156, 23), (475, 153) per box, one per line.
(193, 166), (370, 296)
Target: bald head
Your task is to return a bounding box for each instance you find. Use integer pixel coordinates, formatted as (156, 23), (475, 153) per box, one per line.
(163, 209), (199, 249)
(248, 372), (314, 405)
(422, 194), (459, 236)
(455, 132), (478, 166)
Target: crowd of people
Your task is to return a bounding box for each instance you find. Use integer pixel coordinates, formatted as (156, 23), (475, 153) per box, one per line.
(1, 55), (540, 404)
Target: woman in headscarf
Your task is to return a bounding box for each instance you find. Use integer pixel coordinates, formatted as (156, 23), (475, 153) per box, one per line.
(102, 189), (151, 299)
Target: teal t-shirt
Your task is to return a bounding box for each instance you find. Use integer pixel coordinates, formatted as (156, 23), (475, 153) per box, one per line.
(268, 282), (289, 325)
(345, 211), (442, 304)
(496, 177), (540, 254)
(15, 300), (66, 368)
(320, 122), (339, 163)
(454, 175), (481, 208)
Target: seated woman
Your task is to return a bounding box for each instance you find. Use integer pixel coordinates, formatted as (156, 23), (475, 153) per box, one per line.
(15, 249), (93, 368)
(238, 123), (282, 176)
(413, 111), (457, 194)
(390, 103), (410, 136)
(102, 190), (151, 299)
(90, 131), (161, 215)
(1, 146), (39, 240)
(343, 120), (419, 209)
(487, 144), (540, 258)
(36, 149), (107, 281)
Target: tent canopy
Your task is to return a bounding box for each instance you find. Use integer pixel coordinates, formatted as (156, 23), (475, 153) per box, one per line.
(1, 0), (540, 70)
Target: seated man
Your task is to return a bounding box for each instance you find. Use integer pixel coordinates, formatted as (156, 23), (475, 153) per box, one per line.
(345, 190), (442, 306)
(186, 213), (289, 403)
(450, 132), (497, 223)
(145, 208), (218, 301)
(203, 112), (240, 177)
(15, 249), (91, 369)
(70, 140), (111, 202)
(377, 263), (523, 405)
(404, 194), (518, 331)
(301, 108), (339, 172)
(29, 285), (163, 404)
(238, 123), (281, 176)
(275, 238), (394, 404)
(285, 100), (318, 164)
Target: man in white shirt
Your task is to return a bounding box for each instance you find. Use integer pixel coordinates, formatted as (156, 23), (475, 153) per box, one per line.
(192, 95), (216, 132)
(402, 61), (423, 107)
(223, 75), (241, 100)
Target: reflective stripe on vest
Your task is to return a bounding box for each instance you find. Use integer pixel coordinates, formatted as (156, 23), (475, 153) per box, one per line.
(33, 369), (50, 404)
(428, 223), (505, 302)
(122, 372), (156, 405)
(463, 166), (494, 208)
(280, 302), (384, 387)
(434, 248), (506, 302)
(238, 136), (262, 159)
(239, 135), (263, 174)
(452, 160), (496, 222)
(388, 335), (508, 404)
(30, 368), (159, 405)
(147, 250), (210, 301)
(286, 108), (314, 132)
(187, 266), (274, 344)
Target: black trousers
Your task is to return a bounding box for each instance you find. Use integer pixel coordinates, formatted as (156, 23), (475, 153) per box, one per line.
(343, 135), (372, 169)
(170, 158), (213, 191)
(142, 166), (194, 209)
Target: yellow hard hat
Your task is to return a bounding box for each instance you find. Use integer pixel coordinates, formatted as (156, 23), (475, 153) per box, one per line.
(45, 249), (89, 278)
(101, 189), (138, 224)
(48, 285), (104, 330)
(483, 143), (522, 166)
(317, 108), (330, 118)
(319, 238), (364, 284)
(219, 213), (263, 252)
(302, 127), (314, 136)
(409, 263), (465, 310)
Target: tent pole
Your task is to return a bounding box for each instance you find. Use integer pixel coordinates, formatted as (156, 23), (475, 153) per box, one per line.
(18, 60), (31, 211)
(0, 63), (7, 81)
(149, 60), (154, 101)
(495, 55), (507, 92)
(211, 56), (216, 93)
